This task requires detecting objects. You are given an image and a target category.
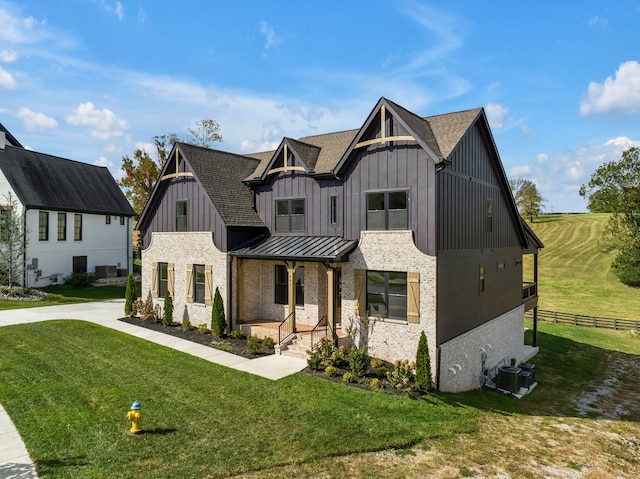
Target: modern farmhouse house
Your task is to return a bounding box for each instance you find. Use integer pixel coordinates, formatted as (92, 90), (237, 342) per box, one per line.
(0, 125), (135, 287)
(137, 98), (542, 392)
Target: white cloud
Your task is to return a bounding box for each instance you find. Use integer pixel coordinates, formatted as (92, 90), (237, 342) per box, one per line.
(260, 21), (282, 51)
(0, 6), (46, 44)
(92, 1), (124, 21)
(0, 66), (17, 89)
(0, 49), (18, 62)
(510, 165), (531, 177)
(17, 107), (58, 130)
(580, 61), (640, 116)
(94, 156), (112, 168)
(588, 16), (608, 27)
(137, 7), (145, 24)
(485, 102), (509, 129)
(520, 124), (535, 138)
(66, 102), (128, 141)
(115, 2), (123, 21)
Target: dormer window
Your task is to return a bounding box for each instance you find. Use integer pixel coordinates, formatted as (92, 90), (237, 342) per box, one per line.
(275, 198), (305, 232)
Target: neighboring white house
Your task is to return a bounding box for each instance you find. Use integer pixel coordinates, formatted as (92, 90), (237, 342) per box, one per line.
(0, 125), (135, 287)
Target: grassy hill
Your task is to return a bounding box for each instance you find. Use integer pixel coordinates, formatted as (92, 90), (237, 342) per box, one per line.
(526, 213), (640, 320)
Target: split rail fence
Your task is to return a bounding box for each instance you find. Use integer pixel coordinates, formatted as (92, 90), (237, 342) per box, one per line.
(526, 309), (640, 331)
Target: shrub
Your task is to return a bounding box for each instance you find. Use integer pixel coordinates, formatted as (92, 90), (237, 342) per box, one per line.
(197, 323), (209, 334)
(247, 335), (261, 355)
(370, 357), (384, 369)
(348, 348), (370, 377)
(124, 273), (138, 316)
(376, 366), (389, 378)
(612, 250), (640, 286)
(64, 272), (94, 288)
(181, 319), (191, 332)
(162, 290), (173, 326)
(342, 371), (356, 383)
(261, 336), (275, 349)
(369, 378), (382, 391)
(210, 287), (227, 337)
(387, 359), (416, 393)
(415, 331), (433, 391)
(132, 298), (156, 321)
(324, 365), (337, 377)
(306, 337), (346, 371)
(229, 329), (246, 339)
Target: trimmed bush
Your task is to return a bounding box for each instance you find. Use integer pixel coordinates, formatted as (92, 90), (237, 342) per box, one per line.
(64, 272), (94, 288)
(348, 348), (370, 377)
(261, 336), (275, 349)
(415, 331), (433, 391)
(181, 319), (191, 332)
(124, 273), (137, 316)
(211, 287), (227, 337)
(247, 335), (260, 355)
(162, 290), (173, 326)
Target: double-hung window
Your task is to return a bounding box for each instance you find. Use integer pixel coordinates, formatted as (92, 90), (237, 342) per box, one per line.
(274, 265), (304, 306)
(58, 213), (67, 241)
(193, 264), (206, 304)
(105, 215), (111, 225)
(366, 271), (407, 320)
(74, 214), (82, 241)
(176, 201), (187, 232)
(275, 199), (305, 232)
(366, 191), (407, 230)
(39, 211), (49, 241)
(158, 262), (168, 298)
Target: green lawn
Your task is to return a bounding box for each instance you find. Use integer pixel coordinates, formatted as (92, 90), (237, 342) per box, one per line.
(0, 283), (138, 311)
(526, 213), (640, 320)
(1, 320), (638, 478)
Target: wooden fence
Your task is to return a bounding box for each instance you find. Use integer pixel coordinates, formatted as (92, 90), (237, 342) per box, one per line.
(526, 309), (640, 330)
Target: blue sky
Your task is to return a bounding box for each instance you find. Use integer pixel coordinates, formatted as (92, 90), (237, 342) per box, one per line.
(2, 0), (640, 212)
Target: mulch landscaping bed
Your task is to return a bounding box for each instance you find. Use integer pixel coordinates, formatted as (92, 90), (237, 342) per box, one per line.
(118, 316), (275, 359)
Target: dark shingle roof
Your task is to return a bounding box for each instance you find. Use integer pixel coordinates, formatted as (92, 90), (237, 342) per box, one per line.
(287, 138), (321, 171)
(177, 143), (264, 227)
(299, 129), (359, 174)
(0, 145), (134, 215)
(425, 108), (482, 159)
(231, 235), (357, 262)
(386, 98), (442, 157)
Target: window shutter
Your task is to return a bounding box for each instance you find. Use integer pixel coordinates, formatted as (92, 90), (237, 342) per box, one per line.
(407, 271), (420, 323)
(151, 262), (158, 298)
(168, 263), (175, 297)
(354, 269), (365, 316)
(204, 265), (213, 306)
(186, 264), (193, 303)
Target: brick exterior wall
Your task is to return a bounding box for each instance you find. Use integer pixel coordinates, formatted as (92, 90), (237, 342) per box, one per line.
(341, 231), (438, 372)
(141, 232), (228, 327)
(438, 305), (524, 393)
(236, 259), (327, 328)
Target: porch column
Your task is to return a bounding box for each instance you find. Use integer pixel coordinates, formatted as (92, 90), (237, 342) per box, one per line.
(287, 264), (296, 332)
(326, 266), (335, 342)
(532, 253), (538, 348)
(237, 258), (244, 324)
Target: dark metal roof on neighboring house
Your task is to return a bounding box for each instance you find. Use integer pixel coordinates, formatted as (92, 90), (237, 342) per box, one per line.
(0, 145), (135, 215)
(231, 235), (357, 262)
(176, 143), (265, 228)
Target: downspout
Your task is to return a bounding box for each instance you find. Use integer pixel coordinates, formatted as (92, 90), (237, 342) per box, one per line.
(22, 207), (28, 287)
(126, 216), (131, 274)
(227, 254), (233, 334)
(435, 345), (441, 392)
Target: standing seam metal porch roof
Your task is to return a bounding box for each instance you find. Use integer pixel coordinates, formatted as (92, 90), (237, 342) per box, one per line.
(230, 235), (357, 262)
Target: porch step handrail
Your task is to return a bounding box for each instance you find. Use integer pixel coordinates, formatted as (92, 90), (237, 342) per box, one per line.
(278, 311), (295, 344)
(309, 315), (328, 351)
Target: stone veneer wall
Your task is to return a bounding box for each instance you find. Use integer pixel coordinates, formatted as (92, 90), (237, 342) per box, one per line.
(141, 232), (228, 327)
(237, 259), (327, 328)
(341, 231), (437, 373)
(438, 305), (524, 393)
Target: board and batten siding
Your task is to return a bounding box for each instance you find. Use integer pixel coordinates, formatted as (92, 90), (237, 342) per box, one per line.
(253, 171), (343, 237)
(141, 160), (229, 251)
(342, 141), (437, 256)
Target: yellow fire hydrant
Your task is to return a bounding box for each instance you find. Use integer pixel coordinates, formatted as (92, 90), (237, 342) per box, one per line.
(126, 400), (142, 434)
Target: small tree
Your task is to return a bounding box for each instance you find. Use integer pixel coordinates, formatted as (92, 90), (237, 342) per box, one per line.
(415, 331), (433, 391)
(124, 273), (138, 316)
(210, 287), (226, 337)
(162, 290), (173, 326)
(0, 193), (27, 287)
(509, 178), (545, 222)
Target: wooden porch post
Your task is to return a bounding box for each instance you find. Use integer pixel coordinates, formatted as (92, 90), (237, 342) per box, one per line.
(287, 263), (296, 332)
(532, 253), (538, 347)
(326, 266), (335, 343)
(237, 259), (244, 324)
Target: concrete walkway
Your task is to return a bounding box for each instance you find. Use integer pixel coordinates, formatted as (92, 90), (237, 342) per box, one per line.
(0, 299), (308, 477)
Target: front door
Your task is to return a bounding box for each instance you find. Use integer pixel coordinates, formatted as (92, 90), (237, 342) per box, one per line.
(73, 256), (87, 274)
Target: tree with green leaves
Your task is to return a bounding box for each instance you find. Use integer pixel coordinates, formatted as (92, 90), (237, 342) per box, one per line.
(124, 273), (138, 316)
(509, 178), (545, 222)
(579, 147), (640, 286)
(0, 193), (27, 287)
(415, 331), (432, 391)
(119, 120), (222, 217)
(211, 287), (226, 337)
(163, 290), (174, 326)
